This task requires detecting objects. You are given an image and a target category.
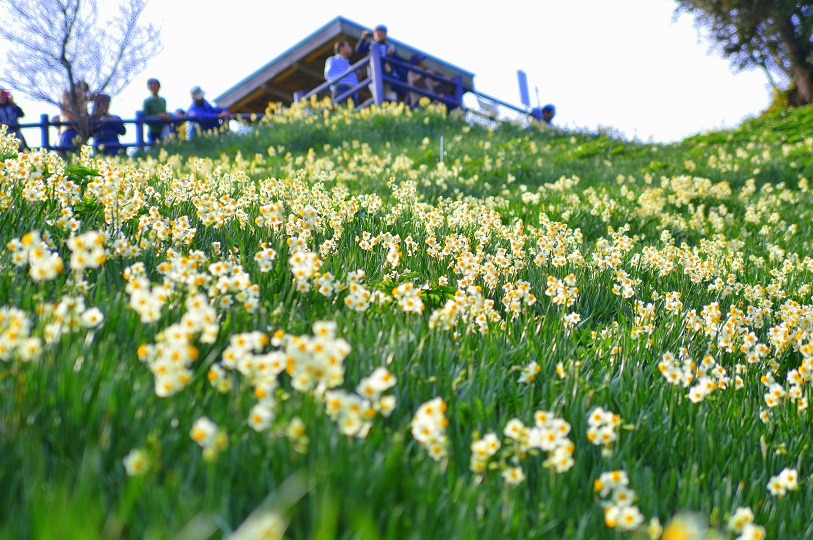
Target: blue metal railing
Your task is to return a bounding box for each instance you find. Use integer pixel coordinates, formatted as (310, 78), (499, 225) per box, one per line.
(12, 112), (267, 153)
(382, 54), (462, 107)
(300, 56), (371, 106)
(301, 44), (528, 118)
(6, 44), (531, 154)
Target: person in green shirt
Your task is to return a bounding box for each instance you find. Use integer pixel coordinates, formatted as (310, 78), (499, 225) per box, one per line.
(143, 78), (170, 144)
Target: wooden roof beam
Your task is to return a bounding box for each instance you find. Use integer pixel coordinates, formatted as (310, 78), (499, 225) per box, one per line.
(305, 43), (335, 62)
(294, 62), (328, 82)
(261, 83), (294, 101)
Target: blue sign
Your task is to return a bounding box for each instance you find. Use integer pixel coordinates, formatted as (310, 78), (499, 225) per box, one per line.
(517, 70), (530, 109)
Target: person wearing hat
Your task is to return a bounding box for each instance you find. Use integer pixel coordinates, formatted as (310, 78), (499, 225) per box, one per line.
(0, 89), (27, 150)
(355, 24), (395, 57)
(143, 78), (170, 144)
(406, 53), (450, 108)
(355, 24), (404, 101)
(531, 104), (556, 125)
(541, 104), (556, 124)
(186, 86), (229, 140)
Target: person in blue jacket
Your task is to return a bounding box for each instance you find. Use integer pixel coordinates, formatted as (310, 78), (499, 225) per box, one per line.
(355, 24), (405, 101)
(90, 94), (126, 156)
(186, 86), (229, 140)
(531, 104), (556, 125)
(0, 89), (27, 150)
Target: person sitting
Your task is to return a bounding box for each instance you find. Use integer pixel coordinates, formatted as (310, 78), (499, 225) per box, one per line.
(90, 94), (126, 156)
(143, 78), (170, 144)
(355, 24), (403, 101)
(0, 89), (27, 150)
(406, 54), (449, 108)
(186, 86), (229, 140)
(168, 108), (187, 140)
(59, 80), (90, 151)
(324, 40), (358, 105)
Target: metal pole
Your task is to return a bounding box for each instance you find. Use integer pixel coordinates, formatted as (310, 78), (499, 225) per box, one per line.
(135, 110), (145, 152)
(40, 114), (50, 150)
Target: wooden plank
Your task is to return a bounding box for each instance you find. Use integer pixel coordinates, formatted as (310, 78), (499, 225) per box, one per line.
(275, 65), (299, 83)
(261, 83), (294, 101)
(304, 41), (335, 62)
(293, 62), (327, 82)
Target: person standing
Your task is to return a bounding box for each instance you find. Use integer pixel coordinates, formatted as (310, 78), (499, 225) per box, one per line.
(324, 40), (358, 105)
(356, 24), (396, 58)
(355, 24), (403, 101)
(90, 94), (126, 156)
(0, 89), (27, 150)
(143, 78), (170, 144)
(186, 86), (230, 140)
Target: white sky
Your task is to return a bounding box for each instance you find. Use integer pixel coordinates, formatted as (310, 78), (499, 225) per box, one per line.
(4, 0), (772, 145)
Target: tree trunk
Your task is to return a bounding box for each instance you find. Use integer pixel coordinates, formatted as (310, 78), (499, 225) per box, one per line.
(778, 16), (813, 104)
(791, 64), (813, 104)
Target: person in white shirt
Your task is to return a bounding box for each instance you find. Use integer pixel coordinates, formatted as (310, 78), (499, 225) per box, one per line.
(324, 40), (358, 105)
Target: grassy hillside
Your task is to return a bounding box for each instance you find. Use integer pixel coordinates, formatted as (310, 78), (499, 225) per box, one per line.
(1, 101), (813, 539)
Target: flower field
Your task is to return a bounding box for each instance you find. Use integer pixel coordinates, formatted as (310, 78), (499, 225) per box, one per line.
(2, 102), (813, 539)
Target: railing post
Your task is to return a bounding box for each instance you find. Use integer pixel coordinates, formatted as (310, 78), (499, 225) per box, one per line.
(135, 110), (145, 152)
(453, 76), (463, 109)
(293, 91), (306, 104)
(369, 43), (384, 105)
(40, 114), (50, 150)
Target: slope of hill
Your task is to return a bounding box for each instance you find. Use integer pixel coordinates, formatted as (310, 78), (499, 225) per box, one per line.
(1, 102), (813, 539)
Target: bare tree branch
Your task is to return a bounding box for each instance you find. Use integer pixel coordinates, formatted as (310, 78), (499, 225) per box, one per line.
(0, 0), (162, 144)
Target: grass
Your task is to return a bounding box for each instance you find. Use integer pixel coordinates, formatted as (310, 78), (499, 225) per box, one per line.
(1, 102), (813, 539)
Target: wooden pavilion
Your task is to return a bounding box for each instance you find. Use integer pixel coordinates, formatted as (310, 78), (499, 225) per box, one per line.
(214, 16), (476, 112)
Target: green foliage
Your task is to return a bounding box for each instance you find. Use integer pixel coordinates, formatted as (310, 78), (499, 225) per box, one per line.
(674, 1), (813, 104)
(2, 102), (813, 538)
